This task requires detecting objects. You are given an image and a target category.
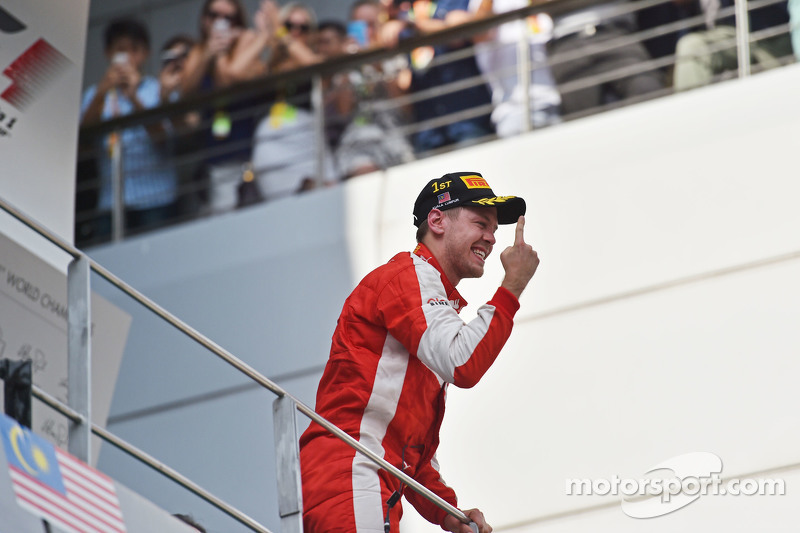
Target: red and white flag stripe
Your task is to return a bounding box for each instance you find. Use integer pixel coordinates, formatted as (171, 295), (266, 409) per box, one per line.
(8, 448), (126, 533)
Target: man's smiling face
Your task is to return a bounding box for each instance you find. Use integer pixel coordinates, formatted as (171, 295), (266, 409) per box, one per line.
(440, 206), (498, 284)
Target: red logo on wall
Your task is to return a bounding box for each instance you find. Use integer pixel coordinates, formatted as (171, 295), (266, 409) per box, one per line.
(2, 38), (70, 111)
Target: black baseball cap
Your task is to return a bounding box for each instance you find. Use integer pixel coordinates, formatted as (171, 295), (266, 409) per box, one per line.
(413, 172), (526, 227)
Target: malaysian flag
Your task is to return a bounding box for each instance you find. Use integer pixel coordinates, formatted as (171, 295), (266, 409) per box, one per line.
(0, 414), (127, 533)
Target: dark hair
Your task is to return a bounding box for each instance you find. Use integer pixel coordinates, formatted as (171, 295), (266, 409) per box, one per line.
(318, 20), (347, 38)
(103, 18), (150, 51)
(173, 514), (206, 532)
(415, 220), (428, 243)
(161, 34), (196, 53)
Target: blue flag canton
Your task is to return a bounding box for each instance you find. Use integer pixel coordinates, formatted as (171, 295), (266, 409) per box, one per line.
(0, 414), (66, 494)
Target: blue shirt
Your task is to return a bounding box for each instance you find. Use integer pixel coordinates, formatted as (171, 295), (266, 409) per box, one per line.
(81, 76), (178, 210)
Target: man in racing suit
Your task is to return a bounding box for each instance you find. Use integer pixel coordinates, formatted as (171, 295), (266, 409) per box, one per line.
(300, 171), (539, 533)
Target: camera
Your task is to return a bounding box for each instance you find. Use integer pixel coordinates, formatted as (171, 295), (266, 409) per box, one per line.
(112, 52), (129, 65)
(212, 17), (231, 34)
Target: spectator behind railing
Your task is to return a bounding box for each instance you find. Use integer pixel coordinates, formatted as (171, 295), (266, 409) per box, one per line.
(158, 34), (205, 219)
(318, 0), (415, 179)
(250, 1), (339, 201)
(635, 0), (704, 62)
(470, 0), (562, 137)
(548, 0), (664, 115)
(180, 0), (270, 214)
(318, 20), (355, 152)
(396, 0), (497, 153)
(80, 17), (180, 241)
(673, 0), (793, 91)
(266, 1), (323, 73)
(159, 35), (196, 104)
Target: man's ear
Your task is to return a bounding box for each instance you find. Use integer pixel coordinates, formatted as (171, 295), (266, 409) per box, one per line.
(427, 209), (447, 236)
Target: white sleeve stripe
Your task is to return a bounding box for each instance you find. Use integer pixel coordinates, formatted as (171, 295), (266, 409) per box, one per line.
(413, 257), (496, 382)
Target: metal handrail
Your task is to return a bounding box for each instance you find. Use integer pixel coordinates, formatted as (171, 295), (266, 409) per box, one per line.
(0, 194), (473, 528)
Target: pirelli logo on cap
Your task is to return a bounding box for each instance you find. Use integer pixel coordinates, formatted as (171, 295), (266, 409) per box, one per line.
(460, 175), (491, 189)
(472, 196), (517, 206)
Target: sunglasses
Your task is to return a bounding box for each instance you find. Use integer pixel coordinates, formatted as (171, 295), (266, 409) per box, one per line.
(284, 21), (311, 34)
(205, 10), (236, 23)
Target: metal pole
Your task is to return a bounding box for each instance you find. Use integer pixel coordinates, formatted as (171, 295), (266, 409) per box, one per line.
(67, 255), (91, 462)
(517, 25), (532, 132)
(110, 130), (124, 242)
(311, 74), (326, 188)
(273, 396), (303, 533)
(734, 0), (752, 78)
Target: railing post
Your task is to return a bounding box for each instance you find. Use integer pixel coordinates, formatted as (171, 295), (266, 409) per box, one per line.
(517, 23), (532, 133)
(110, 129), (125, 242)
(734, 0), (752, 78)
(272, 396), (303, 533)
(311, 74), (326, 189)
(67, 255), (92, 462)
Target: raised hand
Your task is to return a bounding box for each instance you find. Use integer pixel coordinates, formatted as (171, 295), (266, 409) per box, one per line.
(500, 216), (539, 299)
(98, 63), (124, 95)
(159, 61), (183, 99)
(254, 0), (279, 36)
(206, 22), (241, 57)
(116, 61), (141, 99)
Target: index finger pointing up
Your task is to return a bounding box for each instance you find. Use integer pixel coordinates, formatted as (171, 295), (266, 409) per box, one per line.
(515, 215), (526, 245)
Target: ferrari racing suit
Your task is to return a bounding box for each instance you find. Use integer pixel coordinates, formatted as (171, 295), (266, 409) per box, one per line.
(299, 243), (520, 532)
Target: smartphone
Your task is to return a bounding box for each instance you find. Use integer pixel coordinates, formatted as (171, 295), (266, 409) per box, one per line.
(112, 52), (129, 65)
(347, 20), (369, 48)
(213, 17), (231, 36)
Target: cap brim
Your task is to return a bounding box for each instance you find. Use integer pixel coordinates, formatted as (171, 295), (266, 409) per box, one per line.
(467, 197), (526, 225)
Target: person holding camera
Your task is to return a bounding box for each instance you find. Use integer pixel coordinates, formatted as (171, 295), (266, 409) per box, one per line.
(80, 18), (179, 241)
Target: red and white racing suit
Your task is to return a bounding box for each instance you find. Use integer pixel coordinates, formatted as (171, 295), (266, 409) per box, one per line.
(299, 243), (520, 532)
